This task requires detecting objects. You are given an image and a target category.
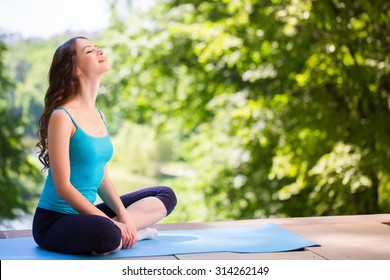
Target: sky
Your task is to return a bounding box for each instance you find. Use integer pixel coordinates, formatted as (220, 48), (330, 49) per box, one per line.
(0, 0), (111, 38)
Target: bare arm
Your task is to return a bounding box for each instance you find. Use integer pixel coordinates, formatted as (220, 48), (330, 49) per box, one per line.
(98, 166), (132, 223)
(94, 109), (131, 223)
(98, 166), (138, 247)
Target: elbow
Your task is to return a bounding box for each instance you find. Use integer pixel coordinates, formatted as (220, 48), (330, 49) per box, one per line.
(54, 183), (72, 200)
(55, 188), (67, 200)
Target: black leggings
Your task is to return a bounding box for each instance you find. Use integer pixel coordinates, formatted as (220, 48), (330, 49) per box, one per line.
(32, 186), (177, 255)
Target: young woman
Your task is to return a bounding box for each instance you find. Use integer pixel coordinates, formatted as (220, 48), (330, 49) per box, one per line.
(33, 36), (177, 255)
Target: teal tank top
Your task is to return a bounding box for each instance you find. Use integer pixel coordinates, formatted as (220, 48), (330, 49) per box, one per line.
(38, 108), (114, 214)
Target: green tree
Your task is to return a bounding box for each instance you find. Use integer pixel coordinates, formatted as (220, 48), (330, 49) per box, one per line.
(0, 38), (42, 221)
(101, 0), (390, 221)
(5, 37), (68, 137)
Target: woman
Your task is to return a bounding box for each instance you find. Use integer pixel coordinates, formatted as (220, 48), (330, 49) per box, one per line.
(33, 36), (177, 255)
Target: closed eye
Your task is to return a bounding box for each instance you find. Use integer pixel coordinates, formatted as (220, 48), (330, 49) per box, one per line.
(86, 47), (100, 54)
(84, 44), (99, 54)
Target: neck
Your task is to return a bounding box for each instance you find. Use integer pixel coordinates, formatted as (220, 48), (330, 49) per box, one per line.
(76, 77), (101, 109)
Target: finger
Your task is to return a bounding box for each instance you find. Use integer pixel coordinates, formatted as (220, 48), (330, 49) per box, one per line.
(128, 229), (137, 247)
(130, 234), (136, 247)
(124, 232), (132, 248)
(127, 228), (136, 248)
(123, 236), (131, 248)
(121, 228), (131, 248)
(130, 230), (137, 247)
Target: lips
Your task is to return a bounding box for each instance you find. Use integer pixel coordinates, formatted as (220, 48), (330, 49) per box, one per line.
(99, 58), (107, 63)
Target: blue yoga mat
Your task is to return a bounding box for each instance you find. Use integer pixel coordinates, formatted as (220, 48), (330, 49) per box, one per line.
(0, 223), (319, 260)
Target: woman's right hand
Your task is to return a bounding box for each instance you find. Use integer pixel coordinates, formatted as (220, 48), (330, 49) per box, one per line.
(114, 221), (137, 248)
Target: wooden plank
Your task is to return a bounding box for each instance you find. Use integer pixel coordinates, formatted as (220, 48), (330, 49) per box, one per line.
(3, 229), (32, 239)
(110, 255), (178, 260)
(284, 222), (390, 245)
(308, 240), (390, 260)
(176, 251), (326, 260)
(0, 231), (7, 239)
(284, 221), (390, 260)
(157, 214), (390, 230)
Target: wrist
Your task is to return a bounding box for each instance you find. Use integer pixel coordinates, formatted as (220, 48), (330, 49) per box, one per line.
(116, 210), (130, 221)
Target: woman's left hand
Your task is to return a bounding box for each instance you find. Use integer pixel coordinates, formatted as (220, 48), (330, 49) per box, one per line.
(114, 221), (137, 248)
(117, 215), (138, 248)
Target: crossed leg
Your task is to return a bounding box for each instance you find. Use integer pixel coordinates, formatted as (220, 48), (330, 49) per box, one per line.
(113, 197), (167, 239)
(95, 186), (177, 254)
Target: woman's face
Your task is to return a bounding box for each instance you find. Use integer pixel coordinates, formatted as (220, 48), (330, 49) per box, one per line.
(74, 38), (110, 78)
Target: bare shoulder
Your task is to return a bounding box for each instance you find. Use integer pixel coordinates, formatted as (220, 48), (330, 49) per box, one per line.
(50, 109), (71, 123)
(48, 109), (75, 135)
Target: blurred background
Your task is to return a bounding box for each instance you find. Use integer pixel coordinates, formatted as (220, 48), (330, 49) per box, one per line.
(1, 0), (389, 230)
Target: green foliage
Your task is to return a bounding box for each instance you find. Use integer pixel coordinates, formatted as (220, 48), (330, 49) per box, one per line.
(1, 0), (389, 225)
(102, 0), (390, 220)
(0, 39), (43, 221)
(5, 36), (74, 136)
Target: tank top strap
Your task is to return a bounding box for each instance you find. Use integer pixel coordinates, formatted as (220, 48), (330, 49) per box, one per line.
(97, 108), (108, 129)
(54, 107), (79, 128)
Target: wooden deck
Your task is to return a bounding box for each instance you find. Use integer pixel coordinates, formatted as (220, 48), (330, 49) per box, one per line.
(1, 214), (390, 260)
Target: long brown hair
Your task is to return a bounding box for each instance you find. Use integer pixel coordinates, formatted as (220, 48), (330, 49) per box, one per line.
(37, 36), (87, 171)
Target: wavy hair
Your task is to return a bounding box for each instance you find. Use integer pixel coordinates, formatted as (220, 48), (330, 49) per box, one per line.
(37, 36), (87, 171)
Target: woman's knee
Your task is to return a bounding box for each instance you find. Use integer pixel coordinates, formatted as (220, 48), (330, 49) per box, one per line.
(35, 214), (122, 255)
(89, 216), (122, 254)
(92, 239), (122, 256)
(156, 186), (177, 215)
